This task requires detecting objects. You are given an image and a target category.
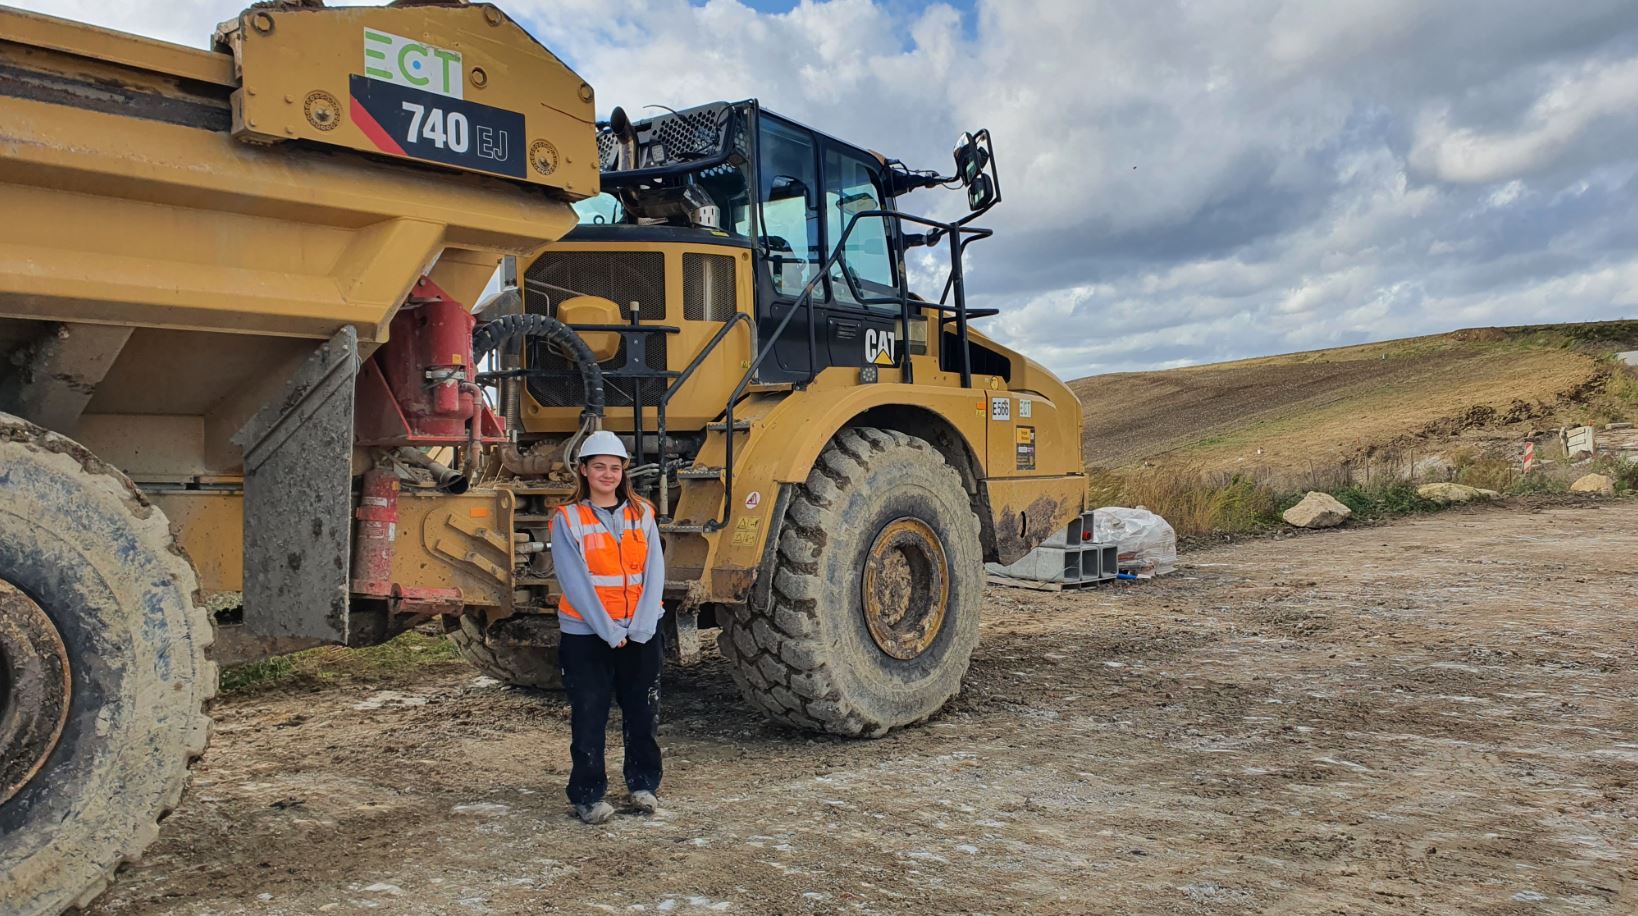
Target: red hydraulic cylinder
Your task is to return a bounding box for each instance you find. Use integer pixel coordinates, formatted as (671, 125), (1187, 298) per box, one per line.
(385, 280), (476, 440)
(354, 275), (508, 448)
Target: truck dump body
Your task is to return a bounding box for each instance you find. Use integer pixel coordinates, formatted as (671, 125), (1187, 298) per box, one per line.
(0, 2), (594, 473)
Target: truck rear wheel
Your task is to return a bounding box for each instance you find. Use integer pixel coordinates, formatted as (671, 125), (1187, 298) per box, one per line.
(448, 616), (563, 689)
(0, 414), (215, 915)
(718, 428), (982, 737)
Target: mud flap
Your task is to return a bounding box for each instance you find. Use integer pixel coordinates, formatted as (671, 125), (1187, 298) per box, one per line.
(664, 605), (700, 665)
(663, 579), (708, 666)
(232, 328), (359, 648)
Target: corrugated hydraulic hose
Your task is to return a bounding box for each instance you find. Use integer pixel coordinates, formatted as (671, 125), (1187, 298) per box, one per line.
(472, 313), (605, 417)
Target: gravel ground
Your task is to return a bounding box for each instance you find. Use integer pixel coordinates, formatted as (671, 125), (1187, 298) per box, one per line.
(90, 500), (1637, 915)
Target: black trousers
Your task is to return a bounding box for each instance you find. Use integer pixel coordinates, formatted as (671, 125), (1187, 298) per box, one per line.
(558, 632), (663, 806)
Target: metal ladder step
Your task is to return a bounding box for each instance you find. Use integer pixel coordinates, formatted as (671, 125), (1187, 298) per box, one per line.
(659, 521), (712, 535)
(706, 419), (752, 432)
(674, 465), (724, 480)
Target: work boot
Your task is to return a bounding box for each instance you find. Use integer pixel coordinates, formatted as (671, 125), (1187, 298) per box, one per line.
(628, 790), (658, 814)
(574, 801), (614, 825)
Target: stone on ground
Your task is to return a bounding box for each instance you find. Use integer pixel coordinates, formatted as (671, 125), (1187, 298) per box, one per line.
(1283, 491), (1352, 529)
(1569, 473), (1615, 496)
(1416, 482), (1500, 504)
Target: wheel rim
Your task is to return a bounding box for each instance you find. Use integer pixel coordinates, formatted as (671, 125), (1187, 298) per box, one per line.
(0, 578), (72, 806)
(861, 517), (951, 660)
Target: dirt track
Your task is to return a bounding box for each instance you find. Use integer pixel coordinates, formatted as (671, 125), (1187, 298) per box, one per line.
(92, 501), (1637, 915)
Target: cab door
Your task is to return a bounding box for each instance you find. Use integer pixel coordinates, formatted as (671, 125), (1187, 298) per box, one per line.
(753, 113), (905, 383)
(819, 144), (904, 373)
(753, 114), (824, 383)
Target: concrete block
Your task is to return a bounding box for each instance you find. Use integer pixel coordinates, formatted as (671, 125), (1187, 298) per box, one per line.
(1566, 425), (1596, 460)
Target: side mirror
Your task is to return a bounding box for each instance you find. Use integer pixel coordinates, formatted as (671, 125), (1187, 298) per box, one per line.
(953, 129), (1000, 212)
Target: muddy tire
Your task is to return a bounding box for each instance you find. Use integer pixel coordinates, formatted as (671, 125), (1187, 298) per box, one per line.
(718, 427), (982, 737)
(448, 616), (563, 689)
(0, 414), (215, 915)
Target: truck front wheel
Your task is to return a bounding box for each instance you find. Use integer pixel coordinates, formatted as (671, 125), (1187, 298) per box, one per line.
(718, 427), (982, 737)
(0, 414), (215, 915)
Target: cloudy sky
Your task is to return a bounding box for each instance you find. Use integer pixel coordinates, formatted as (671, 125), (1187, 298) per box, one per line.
(17, 0), (1638, 379)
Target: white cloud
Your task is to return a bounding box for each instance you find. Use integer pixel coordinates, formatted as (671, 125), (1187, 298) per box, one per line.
(1410, 56), (1638, 185)
(11, 0), (1638, 379)
(1487, 180), (1526, 208)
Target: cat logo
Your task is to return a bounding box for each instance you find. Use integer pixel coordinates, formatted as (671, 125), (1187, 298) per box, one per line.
(864, 328), (896, 366)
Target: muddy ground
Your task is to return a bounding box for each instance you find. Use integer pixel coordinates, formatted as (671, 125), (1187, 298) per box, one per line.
(92, 501), (1636, 915)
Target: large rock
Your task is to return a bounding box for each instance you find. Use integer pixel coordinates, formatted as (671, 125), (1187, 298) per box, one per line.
(1416, 482), (1500, 505)
(1413, 455), (1455, 480)
(1283, 491), (1352, 529)
(1570, 473), (1615, 496)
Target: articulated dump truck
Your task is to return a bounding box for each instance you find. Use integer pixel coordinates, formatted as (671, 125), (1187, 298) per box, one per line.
(0, 2), (1084, 911)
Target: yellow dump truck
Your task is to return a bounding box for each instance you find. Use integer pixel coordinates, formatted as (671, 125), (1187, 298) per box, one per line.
(0, 2), (1084, 911)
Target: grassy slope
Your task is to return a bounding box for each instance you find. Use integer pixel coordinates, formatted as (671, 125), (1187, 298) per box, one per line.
(1071, 321), (1638, 474)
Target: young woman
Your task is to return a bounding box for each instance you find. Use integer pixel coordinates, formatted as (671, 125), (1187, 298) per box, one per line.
(549, 429), (666, 824)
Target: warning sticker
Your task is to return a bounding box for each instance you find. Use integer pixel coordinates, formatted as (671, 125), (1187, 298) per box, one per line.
(1015, 425), (1036, 471)
(730, 515), (762, 546)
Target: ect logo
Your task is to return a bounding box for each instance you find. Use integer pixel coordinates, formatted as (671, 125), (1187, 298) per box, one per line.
(864, 328), (896, 367)
(364, 28), (463, 100)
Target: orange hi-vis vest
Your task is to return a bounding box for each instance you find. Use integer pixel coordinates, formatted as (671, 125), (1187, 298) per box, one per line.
(555, 500), (650, 623)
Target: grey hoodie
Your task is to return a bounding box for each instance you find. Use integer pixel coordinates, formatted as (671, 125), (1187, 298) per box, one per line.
(549, 498), (666, 648)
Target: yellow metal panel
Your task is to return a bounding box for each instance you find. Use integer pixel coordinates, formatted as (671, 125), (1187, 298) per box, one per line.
(982, 475), (1086, 565)
(223, 3), (597, 196)
(392, 488), (515, 610)
(75, 414), (209, 480)
(0, 95), (577, 341)
(725, 375), (995, 485)
(987, 387), (1080, 479)
(427, 248), (506, 317)
(147, 490), (245, 595)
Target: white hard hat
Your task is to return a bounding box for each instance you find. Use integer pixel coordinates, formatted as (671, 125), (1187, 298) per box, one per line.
(576, 429), (630, 462)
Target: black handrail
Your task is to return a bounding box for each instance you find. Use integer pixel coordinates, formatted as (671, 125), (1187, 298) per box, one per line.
(654, 311), (753, 517)
(702, 207), (993, 530)
(828, 209), (993, 389)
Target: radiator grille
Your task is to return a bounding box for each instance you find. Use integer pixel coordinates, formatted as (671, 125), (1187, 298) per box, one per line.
(682, 253), (735, 321)
(523, 251), (669, 409)
(524, 251), (664, 319)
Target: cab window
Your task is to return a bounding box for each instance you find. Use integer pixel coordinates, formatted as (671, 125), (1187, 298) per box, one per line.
(823, 147), (898, 310)
(758, 118), (820, 297)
